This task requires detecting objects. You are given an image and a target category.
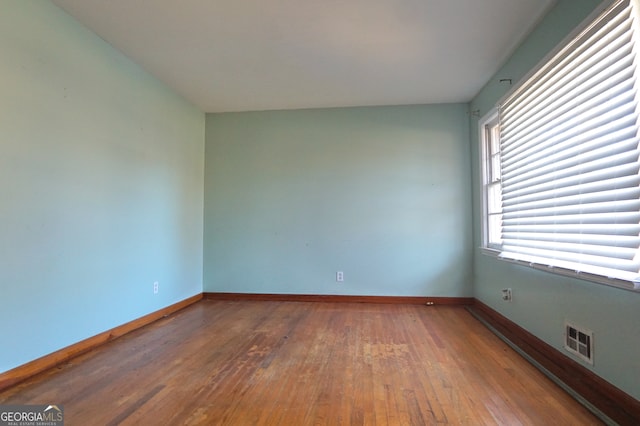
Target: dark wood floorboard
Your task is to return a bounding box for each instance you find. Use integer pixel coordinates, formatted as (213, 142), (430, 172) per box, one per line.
(0, 300), (601, 425)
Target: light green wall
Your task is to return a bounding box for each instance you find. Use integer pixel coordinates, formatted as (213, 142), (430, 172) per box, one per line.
(204, 105), (472, 296)
(470, 0), (640, 399)
(0, 1), (205, 372)
(4, 0), (636, 403)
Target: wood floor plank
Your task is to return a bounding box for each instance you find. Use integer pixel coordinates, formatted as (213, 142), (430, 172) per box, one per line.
(0, 300), (601, 425)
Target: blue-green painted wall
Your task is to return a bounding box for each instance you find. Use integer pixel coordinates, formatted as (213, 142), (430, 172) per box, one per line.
(0, 1), (205, 372)
(4, 0), (637, 403)
(470, 0), (640, 399)
(204, 105), (472, 296)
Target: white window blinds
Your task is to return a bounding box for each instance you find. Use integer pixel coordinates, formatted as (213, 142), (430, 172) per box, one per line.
(498, 0), (640, 290)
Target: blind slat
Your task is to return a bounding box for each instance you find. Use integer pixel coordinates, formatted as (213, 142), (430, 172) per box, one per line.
(502, 199), (640, 218)
(502, 232), (640, 247)
(503, 159), (640, 200)
(502, 175), (640, 208)
(502, 211), (640, 225)
(501, 37), (634, 147)
(501, 136), (638, 191)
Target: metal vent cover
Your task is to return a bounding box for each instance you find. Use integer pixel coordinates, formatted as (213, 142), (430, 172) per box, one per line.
(564, 321), (594, 365)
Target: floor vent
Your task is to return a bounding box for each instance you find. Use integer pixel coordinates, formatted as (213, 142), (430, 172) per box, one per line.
(564, 322), (593, 365)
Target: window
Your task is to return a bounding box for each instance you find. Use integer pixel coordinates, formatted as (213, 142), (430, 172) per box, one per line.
(480, 110), (502, 250)
(480, 0), (640, 291)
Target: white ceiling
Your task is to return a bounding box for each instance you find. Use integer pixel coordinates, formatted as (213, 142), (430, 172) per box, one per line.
(52, 0), (556, 113)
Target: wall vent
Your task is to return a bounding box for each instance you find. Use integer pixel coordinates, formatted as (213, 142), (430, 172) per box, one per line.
(564, 321), (593, 365)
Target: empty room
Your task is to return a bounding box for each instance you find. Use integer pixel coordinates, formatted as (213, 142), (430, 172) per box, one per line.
(1, 0), (639, 424)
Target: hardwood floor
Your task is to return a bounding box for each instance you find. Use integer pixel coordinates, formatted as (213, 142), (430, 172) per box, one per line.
(0, 300), (601, 425)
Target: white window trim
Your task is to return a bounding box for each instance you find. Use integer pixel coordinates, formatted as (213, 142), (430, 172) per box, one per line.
(479, 109), (501, 253)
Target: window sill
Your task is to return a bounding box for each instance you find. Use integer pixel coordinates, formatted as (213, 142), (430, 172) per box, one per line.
(479, 246), (500, 257)
(479, 247), (640, 292)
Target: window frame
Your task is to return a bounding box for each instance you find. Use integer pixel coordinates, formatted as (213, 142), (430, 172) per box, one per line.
(479, 109), (502, 254)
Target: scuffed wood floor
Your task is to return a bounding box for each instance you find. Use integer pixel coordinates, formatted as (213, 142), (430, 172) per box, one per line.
(0, 300), (601, 425)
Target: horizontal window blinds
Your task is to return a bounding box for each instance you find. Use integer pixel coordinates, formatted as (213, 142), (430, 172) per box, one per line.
(498, 0), (640, 288)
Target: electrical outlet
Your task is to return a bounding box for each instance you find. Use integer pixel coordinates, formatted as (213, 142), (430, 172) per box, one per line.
(153, 281), (159, 294)
(336, 271), (344, 282)
(501, 288), (512, 302)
